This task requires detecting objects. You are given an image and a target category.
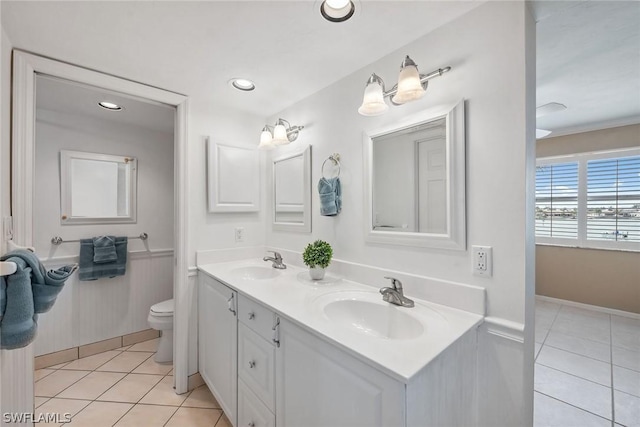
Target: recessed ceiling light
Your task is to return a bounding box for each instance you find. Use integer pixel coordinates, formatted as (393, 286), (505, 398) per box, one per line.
(321, 0), (355, 23)
(229, 78), (256, 91)
(98, 101), (123, 111)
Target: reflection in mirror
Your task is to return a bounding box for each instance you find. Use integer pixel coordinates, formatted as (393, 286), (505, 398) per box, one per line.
(373, 117), (446, 233)
(272, 146), (312, 232)
(61, 150), (137, 224)
(364, 100), (465, 250)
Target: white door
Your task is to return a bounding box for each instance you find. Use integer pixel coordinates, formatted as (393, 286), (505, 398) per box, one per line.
(417, 135), (447, 234)
(275, 318), (405, 427)
(198, 275), (237, 425)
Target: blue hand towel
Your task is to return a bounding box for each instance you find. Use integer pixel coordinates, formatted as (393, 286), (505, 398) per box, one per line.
(79, 237), (128, 281)
(93, 236), (117, 264)
(0, 257), (37, 350)
(318, 177), (342, 216)
(0, 249), (76, 314)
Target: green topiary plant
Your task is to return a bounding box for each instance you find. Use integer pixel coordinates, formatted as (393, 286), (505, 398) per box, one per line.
(302, 240), (333, 269)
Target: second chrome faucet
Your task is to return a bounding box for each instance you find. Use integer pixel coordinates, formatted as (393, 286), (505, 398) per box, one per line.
(263, 251), (287, 269)
(379, 276), (414, 308)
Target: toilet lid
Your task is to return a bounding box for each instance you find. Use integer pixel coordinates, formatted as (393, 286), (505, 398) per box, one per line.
(151, 299), (174, 317)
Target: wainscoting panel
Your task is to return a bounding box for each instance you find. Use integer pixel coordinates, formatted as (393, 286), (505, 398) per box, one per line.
(35, 250), (173, 356)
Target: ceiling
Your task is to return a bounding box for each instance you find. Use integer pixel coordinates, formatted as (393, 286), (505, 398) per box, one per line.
(4, 1), (638, 137)
(533, 0), (640, 136)
(2, 1), (482, 119)
(36, 75), (176, 134)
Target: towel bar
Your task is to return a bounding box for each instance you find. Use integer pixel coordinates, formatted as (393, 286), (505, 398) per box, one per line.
(0, 261), (17, 276)
(51, 233), (148, 245)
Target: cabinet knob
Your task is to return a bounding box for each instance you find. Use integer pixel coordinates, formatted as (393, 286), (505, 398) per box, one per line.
(248, 312), (255, 320)
(248, 423), (255, 427)
(248, 360), (256, 369)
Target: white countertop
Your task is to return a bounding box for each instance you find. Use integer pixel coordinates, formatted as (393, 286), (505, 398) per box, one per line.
(198, 259), (484, 383)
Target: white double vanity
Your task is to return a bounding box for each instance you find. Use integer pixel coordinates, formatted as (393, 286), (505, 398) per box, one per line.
(197, 257), (484, 427)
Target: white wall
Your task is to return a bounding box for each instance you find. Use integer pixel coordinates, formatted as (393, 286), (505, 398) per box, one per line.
(34, 108), (174, 255)
(265, 2), (535, 425)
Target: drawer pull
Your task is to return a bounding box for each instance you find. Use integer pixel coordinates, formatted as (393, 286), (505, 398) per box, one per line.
(248, 312), (255, 320)
(248, 360), (256, 369)
(248, 423), (255, 427)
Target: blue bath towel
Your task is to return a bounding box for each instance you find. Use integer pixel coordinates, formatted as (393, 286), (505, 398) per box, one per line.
(318, 177), (342, 216)
(79, 237), (128, 281)
(0, 250), (76, 349)
(93, 236), (117, 264)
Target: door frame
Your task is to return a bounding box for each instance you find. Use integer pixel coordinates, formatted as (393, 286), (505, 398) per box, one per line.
(4, 50), (190, 419)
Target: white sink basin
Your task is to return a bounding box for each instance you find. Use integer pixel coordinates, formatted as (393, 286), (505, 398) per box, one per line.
(312, 290), (445, 341)
(230, 266), (279, 280)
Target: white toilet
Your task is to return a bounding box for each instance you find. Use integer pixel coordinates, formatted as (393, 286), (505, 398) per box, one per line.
(147, 299), (174, 363)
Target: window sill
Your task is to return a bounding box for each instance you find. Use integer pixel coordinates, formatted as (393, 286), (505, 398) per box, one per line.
(535, 242), (640, 253)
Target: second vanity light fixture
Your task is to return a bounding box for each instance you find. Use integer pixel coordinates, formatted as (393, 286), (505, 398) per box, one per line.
(258, 118), (305, 150)
(358, 55), (452, 116)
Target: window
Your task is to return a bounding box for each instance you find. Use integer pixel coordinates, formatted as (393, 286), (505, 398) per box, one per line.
(536, 148), (640, 251)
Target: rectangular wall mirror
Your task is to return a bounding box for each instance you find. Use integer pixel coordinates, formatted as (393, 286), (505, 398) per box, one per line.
(207, 139), (260, 212)
(363, 100), (466, 250)
(272, 145), (312, 232)
(60, 150), (137, 224)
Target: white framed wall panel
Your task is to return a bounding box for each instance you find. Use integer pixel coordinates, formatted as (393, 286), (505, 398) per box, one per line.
(207, 139), (260, 213)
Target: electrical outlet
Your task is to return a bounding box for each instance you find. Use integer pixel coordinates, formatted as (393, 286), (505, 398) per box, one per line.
(472, 245), (492, 277)
(234, 227), (244, 243)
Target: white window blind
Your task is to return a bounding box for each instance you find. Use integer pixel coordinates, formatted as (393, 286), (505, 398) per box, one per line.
(586, 156), (640, 243)
(535, 162), (579, 239)
(536, 148), (640, 251)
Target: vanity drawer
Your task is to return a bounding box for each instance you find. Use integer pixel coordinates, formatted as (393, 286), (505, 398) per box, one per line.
(238, 294), (276, 341)
(238, 379), (275, 427)
(238, 322), (276, 410)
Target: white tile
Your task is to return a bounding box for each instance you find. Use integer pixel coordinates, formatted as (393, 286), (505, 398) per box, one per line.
(613, 346), (640, 372)
(535, 300), (562, 317)
(557, 305), (610, 322)
(613, 365), (640, 397)
(551, 317), (611, 345)
(611, 315), (640, 335)
(536, 327), (550, 344)
(614, 390), (640, 427)
(545, 330), (611, 363)
(612, 329), (640, 353)
(537, 346), (611, 387)
(534, 392), (610, 427)
(534, 364), (612, 420)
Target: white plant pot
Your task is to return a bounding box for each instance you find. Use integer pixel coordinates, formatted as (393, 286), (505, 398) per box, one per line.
(309, 267), (326, 280)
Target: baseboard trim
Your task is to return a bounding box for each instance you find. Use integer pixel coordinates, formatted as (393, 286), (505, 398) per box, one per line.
(35, 329), (160, 369)
(483, 317), (524, 343)
(536, 295), (640, 319)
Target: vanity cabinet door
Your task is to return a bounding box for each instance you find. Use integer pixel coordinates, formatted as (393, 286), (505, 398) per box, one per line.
(198, 275), (237, 426)
(275, 318), (405, 427)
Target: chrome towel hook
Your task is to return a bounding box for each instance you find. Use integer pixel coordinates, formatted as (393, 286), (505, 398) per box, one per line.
(321, 153), (341, 179)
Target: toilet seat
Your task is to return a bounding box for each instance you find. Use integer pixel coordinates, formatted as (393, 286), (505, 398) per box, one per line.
(150, 299), (174, 317)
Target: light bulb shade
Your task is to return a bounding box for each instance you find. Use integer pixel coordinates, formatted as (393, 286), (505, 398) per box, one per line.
(358, 76), (388, 116)
(392, 60), (426, 104)
(321, 0), (355, 22)
(272, 123), (290, 145)
(258, 128), (275, 149)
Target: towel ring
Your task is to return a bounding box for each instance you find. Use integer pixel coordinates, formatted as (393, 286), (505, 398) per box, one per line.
(322, 153), (341, 179)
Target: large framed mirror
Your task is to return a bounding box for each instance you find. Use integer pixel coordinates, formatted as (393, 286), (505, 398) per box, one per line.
(60, 150), (137, 224)
(272, 145), (312, 232)
(363, 100), (465, 250)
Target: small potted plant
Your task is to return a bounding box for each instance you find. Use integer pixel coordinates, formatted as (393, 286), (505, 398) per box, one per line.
(302, 240), (333, 280)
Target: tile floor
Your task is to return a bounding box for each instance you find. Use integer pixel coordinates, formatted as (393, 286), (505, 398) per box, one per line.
(34, 338), (231, 426)
(534, 299), (640, 427)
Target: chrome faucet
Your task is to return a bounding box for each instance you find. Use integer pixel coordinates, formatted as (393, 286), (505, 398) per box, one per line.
(379, 276), (414, 308)
(263, 251), (287, 269)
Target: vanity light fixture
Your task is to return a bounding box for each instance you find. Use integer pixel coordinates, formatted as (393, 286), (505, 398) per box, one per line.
(320, 0), (355, 23)
(258, 118), (304, 149)
(98, 101), (123, 111)
(358, 55), (451, 116)
(229, 78), (256, 91)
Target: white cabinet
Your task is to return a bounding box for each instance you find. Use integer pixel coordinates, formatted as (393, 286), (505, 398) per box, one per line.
(275, 317), (405, 427)
(198, 275), (237, 426)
